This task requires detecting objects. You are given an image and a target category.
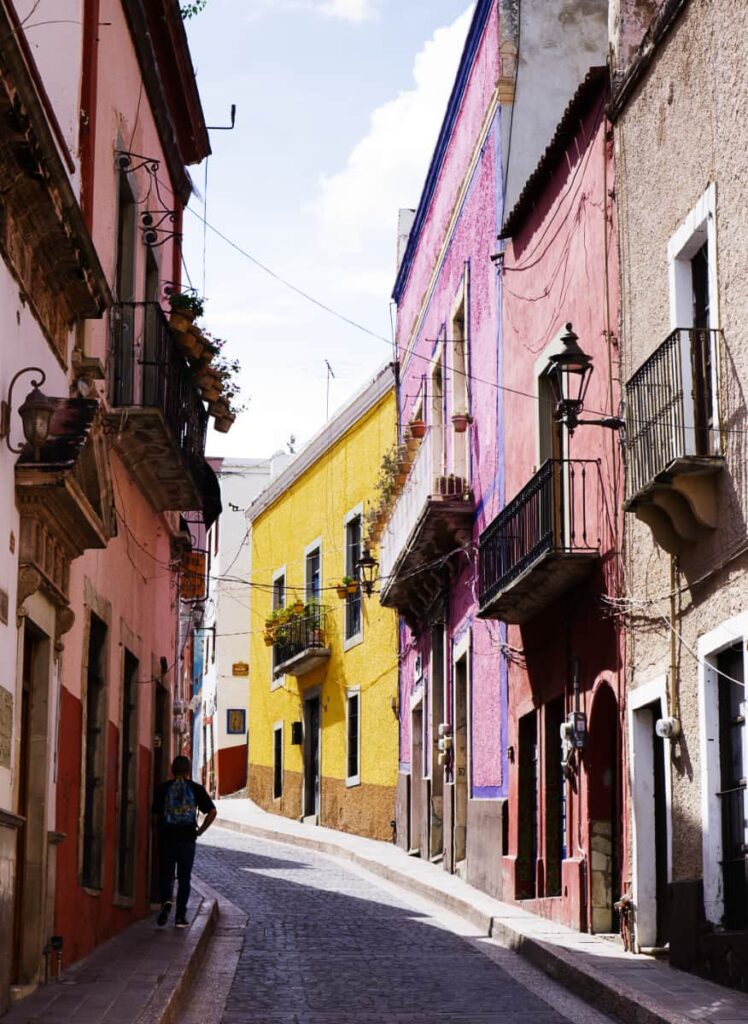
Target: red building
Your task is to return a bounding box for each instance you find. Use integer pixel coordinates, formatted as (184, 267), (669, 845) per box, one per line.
(478, 69), (627, 933)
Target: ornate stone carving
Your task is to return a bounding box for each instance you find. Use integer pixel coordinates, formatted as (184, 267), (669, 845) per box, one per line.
(54, 606), (75, 653)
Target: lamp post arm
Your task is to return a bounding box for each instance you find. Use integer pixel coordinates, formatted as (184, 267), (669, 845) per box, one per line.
(575, 415), (625, 431)
(1, 366), (47, 451)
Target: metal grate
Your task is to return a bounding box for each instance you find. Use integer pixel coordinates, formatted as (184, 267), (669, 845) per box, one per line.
(625, 328), (721, 501)
(478, 459), (598, 609)
(273, 604), (329, 677)
(109, 301), (208, 463)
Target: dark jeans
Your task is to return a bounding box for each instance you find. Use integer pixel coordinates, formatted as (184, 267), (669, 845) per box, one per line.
(158, 835), (196, 917)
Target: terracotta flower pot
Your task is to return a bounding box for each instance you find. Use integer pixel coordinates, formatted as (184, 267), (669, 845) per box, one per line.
(346, 581), (359, 595)
(452, 412), (471, 433)
(410, 420), (426, 439)
(169, 310), (195, 334)
(335, 585), (348, 600)
(214, 414), (235, 433)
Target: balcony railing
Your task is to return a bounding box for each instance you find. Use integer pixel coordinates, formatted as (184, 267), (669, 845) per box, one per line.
(107, 302), (209, 513)
(273, 604), (331, 678)
(478, 459), (599, 623)
(378, 430), (472, 619)
(625, 328), (722, 503)
(110, 302), (207, 461)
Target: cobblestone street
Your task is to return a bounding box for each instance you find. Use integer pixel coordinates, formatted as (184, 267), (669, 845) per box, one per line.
(193, 827), (614, 1024)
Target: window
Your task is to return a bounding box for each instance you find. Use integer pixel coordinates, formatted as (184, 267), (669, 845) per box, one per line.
(82, 614), (108, 889)
(271, 570), (286, 681)
(668, 182), (720, 456)
(345, 514), (362, 642)
(431, 348), (446, 479)
(273, 723), (283, 799)
(117, 650), (139, 899)
(305, 544), (321, 602)
(451, 278), (470, 479)
(346, 690), (360, 785)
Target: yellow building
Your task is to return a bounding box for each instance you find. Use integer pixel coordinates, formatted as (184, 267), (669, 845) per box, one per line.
(247, 365), (398, 840)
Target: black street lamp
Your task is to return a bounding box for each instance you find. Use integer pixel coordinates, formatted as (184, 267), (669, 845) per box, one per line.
(547, 323), (623, 433)
(355, 547), (378, 598)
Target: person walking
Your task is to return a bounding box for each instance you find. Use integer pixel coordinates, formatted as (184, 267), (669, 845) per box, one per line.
(152, 755), (216, 928)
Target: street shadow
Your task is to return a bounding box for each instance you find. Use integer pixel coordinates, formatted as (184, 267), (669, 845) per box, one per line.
(194, 836), (577, 1022)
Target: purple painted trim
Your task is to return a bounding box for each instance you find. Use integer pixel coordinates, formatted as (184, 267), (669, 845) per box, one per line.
(399, 761), (411, 774)
(472, 785), (502, 799)
(392, 0), (494, 303)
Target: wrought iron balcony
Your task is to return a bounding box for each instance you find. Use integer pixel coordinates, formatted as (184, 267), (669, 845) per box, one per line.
(478, 459), (599, 624)
(273, 604), (331, 678)
(625, 328), (723, 553)
(378, 430), (473, 623)
(106, 302), (209, 513)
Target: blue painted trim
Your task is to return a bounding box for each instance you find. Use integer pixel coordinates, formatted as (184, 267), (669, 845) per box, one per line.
(392, 0), (494, 304)
(473, 785), (502, 799)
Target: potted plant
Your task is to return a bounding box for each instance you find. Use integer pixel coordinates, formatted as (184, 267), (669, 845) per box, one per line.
(343, 575), (359, 595)
(263, 630), (275, 647)
(452, 411), (472, 433)
(410, 417), (426, 439)
(214, 411), (236, 434)
(168, 290), (204, 333)
(335, 582), (349, 600)
(291, 597), (305, 615)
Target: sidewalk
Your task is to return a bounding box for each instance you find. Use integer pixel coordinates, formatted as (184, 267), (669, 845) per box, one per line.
(215, 797), (748, 1024)
(1, 888), (217, 1024)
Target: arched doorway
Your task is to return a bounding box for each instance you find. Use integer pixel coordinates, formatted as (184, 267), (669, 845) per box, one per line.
(586, 683), (621, 933)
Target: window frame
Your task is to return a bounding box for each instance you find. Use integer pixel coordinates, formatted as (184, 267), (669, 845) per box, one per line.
(304, 537), (323, 604)
(667, 182), (721, 456)
(343, 505), (364, 649)
(345, 687), (361, 787)
(270, 566), (287, 690)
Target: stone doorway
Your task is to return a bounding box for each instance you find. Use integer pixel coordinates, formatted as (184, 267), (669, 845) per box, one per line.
(587, 684), (620, 934)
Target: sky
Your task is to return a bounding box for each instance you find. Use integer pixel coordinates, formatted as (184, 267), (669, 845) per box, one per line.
(181, 0), (474, 460)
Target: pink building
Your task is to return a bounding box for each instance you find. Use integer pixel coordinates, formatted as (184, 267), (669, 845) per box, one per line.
(484, 70), (625, 933)
(0, 1), (217, 1003)
(380, 0), (610, 898)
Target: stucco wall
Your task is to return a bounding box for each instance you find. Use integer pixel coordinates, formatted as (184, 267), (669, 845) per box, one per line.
(248, 389), (399, 838)
(616, 0), (748, 882)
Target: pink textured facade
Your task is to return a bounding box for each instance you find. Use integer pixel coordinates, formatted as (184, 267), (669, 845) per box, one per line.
(384, 0), (506, 893)
(497, 74), (625, 932)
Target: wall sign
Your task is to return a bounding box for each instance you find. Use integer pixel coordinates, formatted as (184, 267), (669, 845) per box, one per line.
(232, 662), (249, 676)
(227, 709), (246, 735)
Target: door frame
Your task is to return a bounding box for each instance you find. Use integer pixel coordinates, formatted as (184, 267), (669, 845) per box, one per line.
(451, 630), (471, 869)
(698, 612), (748, 925)
(629, 676), (672, 950)
(303, 687), (322, 822)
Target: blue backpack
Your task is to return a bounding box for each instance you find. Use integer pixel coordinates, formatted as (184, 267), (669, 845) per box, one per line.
(164, 778), (197, 828)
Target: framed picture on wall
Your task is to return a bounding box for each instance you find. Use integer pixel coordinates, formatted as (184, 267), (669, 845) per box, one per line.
(227, 709), (246, 735)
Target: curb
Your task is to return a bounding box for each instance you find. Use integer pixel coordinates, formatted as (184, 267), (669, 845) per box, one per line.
(136, 891), (219, 1024)
(214, 816), (695, 1024)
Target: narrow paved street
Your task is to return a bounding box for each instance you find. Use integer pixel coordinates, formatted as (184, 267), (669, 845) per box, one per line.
(192, 827), (614, 1024)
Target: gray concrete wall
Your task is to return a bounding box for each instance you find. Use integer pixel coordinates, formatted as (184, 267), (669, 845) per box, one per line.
(504, 0), (608, 215)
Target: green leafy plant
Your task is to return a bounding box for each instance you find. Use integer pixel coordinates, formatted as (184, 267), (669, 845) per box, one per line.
(168, 290), (205, 318)
(180, 0), (207, 19)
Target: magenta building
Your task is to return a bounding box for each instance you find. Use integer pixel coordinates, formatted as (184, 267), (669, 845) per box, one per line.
(380, 0), (610, 901)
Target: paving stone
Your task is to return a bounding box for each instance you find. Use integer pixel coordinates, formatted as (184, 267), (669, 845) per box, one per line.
(195, 830), (615, 1024)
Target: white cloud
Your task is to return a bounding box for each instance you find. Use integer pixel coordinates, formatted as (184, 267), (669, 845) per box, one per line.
(244, 0), (381, 22)
(315, 0), (379, 21)
(312, 4), (475, 294)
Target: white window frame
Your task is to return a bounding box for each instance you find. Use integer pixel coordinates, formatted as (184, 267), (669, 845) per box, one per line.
(698, 611), (748, 926)
(304, 536), (323, 604)
(450, 269), (470, 482)
(667, 182), (721, 456)
(343, 504), (364, 650)
(628, 676), (673, 951)
(345, 687), (361, 787)
(272, 720), (284, 800)
(270, 565), (287, 691)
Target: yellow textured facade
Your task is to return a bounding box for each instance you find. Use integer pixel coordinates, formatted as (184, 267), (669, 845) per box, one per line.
(247, 373), (399, 840)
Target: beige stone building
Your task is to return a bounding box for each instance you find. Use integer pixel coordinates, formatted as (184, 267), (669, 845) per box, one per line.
(610, 0), (748, 986)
